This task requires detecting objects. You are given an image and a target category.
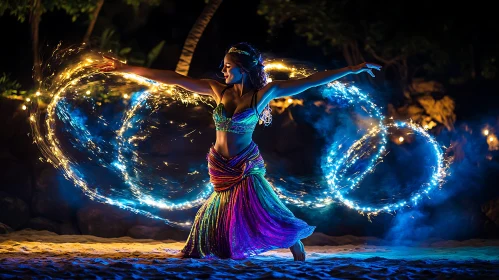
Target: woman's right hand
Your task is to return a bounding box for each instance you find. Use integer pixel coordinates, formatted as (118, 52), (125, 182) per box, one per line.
(97, 55), (128, 72)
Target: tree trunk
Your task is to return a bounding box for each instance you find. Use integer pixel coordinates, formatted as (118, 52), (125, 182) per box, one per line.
(342, 41), (362, 83)
(83, 0), (104, 44)
(342, 42), (355, 67)
(30, 0), (42, 87)
(175, 0), (223, 76)
(350, 40), (370, 84)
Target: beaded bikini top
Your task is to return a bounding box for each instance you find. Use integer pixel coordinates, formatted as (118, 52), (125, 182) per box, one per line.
(213, 86), (261, 134)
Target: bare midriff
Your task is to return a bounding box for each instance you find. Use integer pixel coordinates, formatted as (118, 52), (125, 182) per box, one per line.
(214, 130), (254, 158)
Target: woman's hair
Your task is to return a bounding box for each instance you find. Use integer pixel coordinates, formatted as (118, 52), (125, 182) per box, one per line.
(224, 42), (268, 90)
(222, 42), (272, 126)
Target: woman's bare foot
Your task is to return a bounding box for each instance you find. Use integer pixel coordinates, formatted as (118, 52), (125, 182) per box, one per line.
(289, 240), (306, 261)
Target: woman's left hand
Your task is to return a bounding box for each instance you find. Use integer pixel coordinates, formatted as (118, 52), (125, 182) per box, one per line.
(350, 62), (382, 77)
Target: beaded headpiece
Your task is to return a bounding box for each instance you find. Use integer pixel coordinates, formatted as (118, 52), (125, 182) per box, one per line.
(228, 47), (252, 57)
(228, 47), (259, 66)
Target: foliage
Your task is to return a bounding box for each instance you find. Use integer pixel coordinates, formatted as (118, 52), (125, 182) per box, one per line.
(98, 27), (165, 67)
(0, 0), (30, 22)
(0, 0), (163, 25)
(0, 73), (26, 98)
(0, 0), (101, 22)
(94, 26), (165, 103)
(257, 0), (498, 85)
(0, 0), (164, 105)
(49, 0), (99, 22)
(146, 40), (165, 67)
(123, 0), (162, 8)
(388, 80), (456, 132)
(99, 27), (120, 51)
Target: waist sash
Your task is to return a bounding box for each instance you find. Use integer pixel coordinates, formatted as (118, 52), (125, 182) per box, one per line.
(208, 142), (266, 192)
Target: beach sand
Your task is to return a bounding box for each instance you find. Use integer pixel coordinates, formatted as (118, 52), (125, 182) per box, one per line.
(1, 229), (498, 279)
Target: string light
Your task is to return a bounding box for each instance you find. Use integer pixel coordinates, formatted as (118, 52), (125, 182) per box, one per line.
(29, 48), (450, 226)
(261, 65), (449, 215)
(323, 120), (449, 215)
(29, 49), (211, 228)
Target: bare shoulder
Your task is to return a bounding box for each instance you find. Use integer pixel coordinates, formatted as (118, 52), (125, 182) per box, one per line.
(254, 81), (279, 111)
(202, 79), (227, 104)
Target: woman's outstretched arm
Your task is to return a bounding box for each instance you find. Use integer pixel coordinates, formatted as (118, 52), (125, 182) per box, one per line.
(267, 62), (382, 100)
(101, 58), (224, 100)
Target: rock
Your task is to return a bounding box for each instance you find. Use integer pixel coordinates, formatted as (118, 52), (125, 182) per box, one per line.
(0, 222), (13, 234)
(135, 214), (172, 227)
(408, 79), (445, 95)
(77, 203), (136, 238)
(34, 168), (59, 193)
(0, 154), (32, 202)
(4, 102), (40, 162)
(35, 167), (90, 208)
(482, 198), (499, 226)
(32, 167), (87, 223)
(27, 217), (61, 234)
(154, 226), (188, 241)
(59, 223), (81, 235)
(31, 192), (73, 223)
(0, 192), (30, 230)
(127, 225), (162, 239)
(127, 225), (188, 241)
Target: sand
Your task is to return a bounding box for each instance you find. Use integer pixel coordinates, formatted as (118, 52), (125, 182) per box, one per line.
(1, 229), (498, 279)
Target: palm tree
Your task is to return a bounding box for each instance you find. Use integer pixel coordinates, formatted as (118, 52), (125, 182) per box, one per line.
(83, 0), (104, 43)
(175, 0), (222, 76)
(29, 0), (42, 87)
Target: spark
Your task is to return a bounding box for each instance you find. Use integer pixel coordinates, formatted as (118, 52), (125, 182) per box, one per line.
(28, 49), (450, 227)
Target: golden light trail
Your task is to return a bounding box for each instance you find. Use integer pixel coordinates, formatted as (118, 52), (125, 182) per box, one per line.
(27, 48), (450, 225)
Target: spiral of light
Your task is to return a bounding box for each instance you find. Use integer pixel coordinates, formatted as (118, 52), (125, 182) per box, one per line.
(28, 48), (450, 227)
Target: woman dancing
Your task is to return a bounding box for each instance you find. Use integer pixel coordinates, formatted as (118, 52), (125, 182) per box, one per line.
(106, 42), (381, 261)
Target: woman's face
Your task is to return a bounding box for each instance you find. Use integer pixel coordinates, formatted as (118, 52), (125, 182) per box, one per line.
(221, 55), (244, 84)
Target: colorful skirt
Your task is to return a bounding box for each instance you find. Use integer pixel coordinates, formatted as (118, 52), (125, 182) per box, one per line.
(180, 141), (316, 259)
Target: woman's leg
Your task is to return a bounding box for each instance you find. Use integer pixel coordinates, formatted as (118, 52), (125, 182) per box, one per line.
(289, 240), (306, 261)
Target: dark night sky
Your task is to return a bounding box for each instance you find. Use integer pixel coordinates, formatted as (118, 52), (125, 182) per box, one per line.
(0, 1), (497, 79)
(0, 0), (320, 85)
(1, 0), (499, 119)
